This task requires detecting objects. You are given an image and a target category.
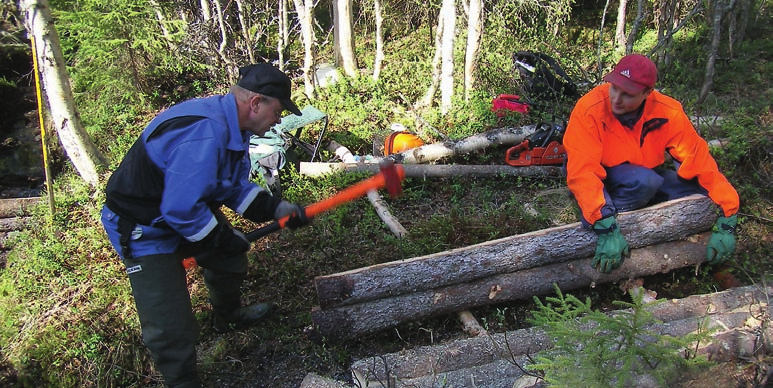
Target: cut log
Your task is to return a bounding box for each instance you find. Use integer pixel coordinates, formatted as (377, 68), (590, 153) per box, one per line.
(299, 162), (563, 178)
(312, 231), (714, 340)
(0, 197), (43, 218)
(385, 125), (539, 164)
(350, 285), (772, 384)
(0, 217), (32, 232)
(314, 195), (717, 309)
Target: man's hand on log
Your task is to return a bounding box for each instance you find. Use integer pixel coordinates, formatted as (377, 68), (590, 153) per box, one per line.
(592, 216), (630, 273)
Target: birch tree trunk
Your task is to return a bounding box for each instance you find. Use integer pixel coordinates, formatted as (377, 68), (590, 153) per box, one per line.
(463, 0), (482, 101)
(334, 0), (358, 77)
(200, 0), (211, 22)
(419, 11), (444, 107)
(698, 0), (731, 105)
(22, 0), (105, 187)
(439, 0), (456, 114)
(614, 0), (628, 54)
(626, 0), (648, 54)
(234, 0), (255, 63)
(278, 0), (289, 71)
(292, 0), (316, 99)
(372, 0), (384, 81)
(212, 0), (236, 81)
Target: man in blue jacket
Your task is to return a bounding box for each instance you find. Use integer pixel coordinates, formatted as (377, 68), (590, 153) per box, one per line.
(101, 63), (307, 388)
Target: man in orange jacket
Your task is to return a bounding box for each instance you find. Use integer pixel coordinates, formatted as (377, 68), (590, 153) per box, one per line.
(564, 54), (739, 273)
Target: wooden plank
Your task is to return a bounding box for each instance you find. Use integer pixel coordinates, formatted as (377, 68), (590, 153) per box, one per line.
(312, 232), (712, 340)
(314, 195), (717, 309)
(299, 162), (563, 178)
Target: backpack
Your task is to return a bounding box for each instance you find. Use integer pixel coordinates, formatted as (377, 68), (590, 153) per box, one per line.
(513, 51), (578, 101)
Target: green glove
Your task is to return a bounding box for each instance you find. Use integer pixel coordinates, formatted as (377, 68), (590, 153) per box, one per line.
(706, 215), (737, 265)
(592, 217), (630, 273)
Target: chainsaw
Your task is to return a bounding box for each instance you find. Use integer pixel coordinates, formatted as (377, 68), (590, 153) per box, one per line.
(504, 121), (567, 166)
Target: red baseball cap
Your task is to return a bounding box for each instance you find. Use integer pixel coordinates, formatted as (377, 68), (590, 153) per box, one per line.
(602, 54), (657, 94)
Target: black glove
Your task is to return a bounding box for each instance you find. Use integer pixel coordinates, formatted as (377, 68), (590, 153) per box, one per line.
(201, 223), (250, 256)
(274, 201), (309, 229)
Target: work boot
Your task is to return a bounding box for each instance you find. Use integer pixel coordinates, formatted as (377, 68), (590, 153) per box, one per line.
(213, 303), (272, 333)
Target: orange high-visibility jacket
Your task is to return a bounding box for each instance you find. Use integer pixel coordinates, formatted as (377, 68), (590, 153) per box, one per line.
(565, 83), (739, 225)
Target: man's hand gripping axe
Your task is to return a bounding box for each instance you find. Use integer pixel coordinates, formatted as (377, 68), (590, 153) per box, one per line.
(183, 160), (406, 269)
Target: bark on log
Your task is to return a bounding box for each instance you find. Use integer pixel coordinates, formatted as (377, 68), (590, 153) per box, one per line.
(314, 195), (718, 309)
(299, 162), (563, 178)
(386, 125), (539, 164)
(0, 197), (43, 218)
(0, 217), (32, 232)
(351, 285), (772, 384)
(312, 231), (714, 340)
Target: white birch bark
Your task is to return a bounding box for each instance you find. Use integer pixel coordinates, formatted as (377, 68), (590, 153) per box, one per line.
(615, 0), (628, 53)
(372, 0), (384, 81)
(334, 0), (358, 77)
(439, 0), (456, 114)
(200, 0), (211, 22)
(463, 0), (482, 101)
(278, 0), (289, 71)
(22, 0), (105, 186)
(419, 12), (444, 107)
(292, 0), (317, 99)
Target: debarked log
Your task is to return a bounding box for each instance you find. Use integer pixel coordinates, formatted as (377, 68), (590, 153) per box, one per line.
(350, 285), (772, 385)
(299, 162), (563, 178)
(314, 195), (717, 309)
(385, 125), (539, 165)
(312, 232), (713, 340)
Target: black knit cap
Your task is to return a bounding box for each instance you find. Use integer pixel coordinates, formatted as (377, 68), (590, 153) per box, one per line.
(237, 63), (302, 116)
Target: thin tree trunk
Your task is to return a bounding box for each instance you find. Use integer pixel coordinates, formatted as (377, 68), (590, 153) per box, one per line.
(463, 0), (482, 101)
(234, 0), (255, 63)
(625, 0), (648, 54)
(419, 12), (444, 108)
(277, 0), (289, 71)
(212, 0), (236, 81)
(598, 0), (612, 81)
(698, 0), (732, 105)
(292, 0), (316, 99)
(200, 0), (211, 22)
(334, 0), (358, 77)
(372, 0), (384, 81)
(615, 0), (628, 54)
(439, 0), (456, 114)
(22, 0), (105, 186)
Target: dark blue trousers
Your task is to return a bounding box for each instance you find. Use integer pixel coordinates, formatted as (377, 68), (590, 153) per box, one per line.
(583, 163), (707, 227)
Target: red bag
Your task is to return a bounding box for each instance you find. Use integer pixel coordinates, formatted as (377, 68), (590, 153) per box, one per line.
(492, 94), (529, 117)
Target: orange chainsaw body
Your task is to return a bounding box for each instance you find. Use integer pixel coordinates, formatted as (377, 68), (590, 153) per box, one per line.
(505, 140), (566, 166)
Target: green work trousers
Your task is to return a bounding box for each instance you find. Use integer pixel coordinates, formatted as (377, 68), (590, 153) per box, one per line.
(123, 249), (248, 387)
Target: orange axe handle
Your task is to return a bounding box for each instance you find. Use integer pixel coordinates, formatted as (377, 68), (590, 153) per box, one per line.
(182, 163), (406, 270)
(249, 163), (405, 239)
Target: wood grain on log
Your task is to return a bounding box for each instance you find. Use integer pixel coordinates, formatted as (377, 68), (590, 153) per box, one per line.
(312, 231), (714, 340)
(314, 195), (718, 309)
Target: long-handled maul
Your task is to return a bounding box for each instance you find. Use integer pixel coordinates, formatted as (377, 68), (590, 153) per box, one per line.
(182, 159), (406, 269)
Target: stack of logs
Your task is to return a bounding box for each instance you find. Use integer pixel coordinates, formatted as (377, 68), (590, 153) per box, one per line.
(0, 197), (39, 268)
(309, 195), (720, 340)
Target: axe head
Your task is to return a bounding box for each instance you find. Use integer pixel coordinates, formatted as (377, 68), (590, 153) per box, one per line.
(379, 159), (404, 198)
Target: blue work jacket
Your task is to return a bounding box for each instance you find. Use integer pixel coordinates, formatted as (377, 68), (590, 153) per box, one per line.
(102, 94), (267, 258)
